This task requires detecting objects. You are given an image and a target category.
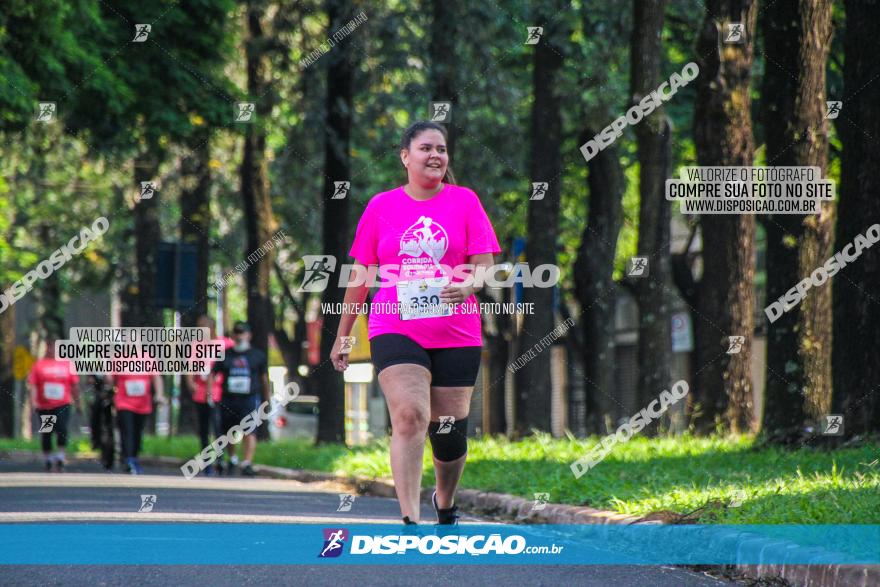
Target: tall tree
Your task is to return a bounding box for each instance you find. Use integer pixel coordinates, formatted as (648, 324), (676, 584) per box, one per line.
(429, 0), (458, 159)
(573, 133), (624, 435)
(242, 0), (277, 354)
(631, 0), (673, 431)
(760, 0), (834, 442)
(692, 0), (758, 433)
(833, 0), (880, 436)
(315, 0), (356, 444)
(515, 2), (570, 436)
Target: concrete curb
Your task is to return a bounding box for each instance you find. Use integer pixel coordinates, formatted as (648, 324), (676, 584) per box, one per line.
(4, 450), (877, 586)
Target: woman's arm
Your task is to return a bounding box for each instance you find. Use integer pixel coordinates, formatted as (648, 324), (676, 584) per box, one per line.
(330, 262), (373, 372)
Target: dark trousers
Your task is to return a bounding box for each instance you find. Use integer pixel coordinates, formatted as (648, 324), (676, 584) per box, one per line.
(36, 406), (71, 453)
(116, 409), (147, 460)
(195, 402), (221, 450)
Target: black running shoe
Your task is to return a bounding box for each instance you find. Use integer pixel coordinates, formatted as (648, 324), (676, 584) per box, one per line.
(45, 459), (53, 472)
(215, 460), (225, 476)
(241, 464), (255, 477)
(55, 460), (65, 473)
(432, 490), (460, 525)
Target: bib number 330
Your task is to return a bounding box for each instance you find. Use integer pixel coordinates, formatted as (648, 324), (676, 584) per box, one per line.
(397, 278), (453, 321)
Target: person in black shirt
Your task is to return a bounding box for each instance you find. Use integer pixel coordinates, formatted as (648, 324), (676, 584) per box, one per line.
(207, 321), (269, 476)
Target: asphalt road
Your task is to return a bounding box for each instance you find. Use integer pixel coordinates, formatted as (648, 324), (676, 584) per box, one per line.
(0, 455), (737, 587)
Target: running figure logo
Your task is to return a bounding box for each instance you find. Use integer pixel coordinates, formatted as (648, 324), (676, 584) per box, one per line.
(399, 216), (448, 270)
(436, 416), (455, 435)
(429, 101), (451, 123)
(332, 181), (350, 200)
(35, 102), (56, 123)
(825, 101), (842, 120)
(336, 494), (356, 512)
(138, 495), (156, 513)
(726, 336), (745, 355)
(298, 255), (337, 292)
(39, 415), (56, 433)
(627, 257), (648, 277)
(235, 102), (255, 123)
(139, 181), (157, 201)
(822, 415), (844, 436)
(525, 27), (543, 45)
(319, 528), (349, 558)
(338, 337), (356, 354)
(530, 182), (548, 201)
(724, 23), (744, 43)
(532, 492), (549, 511)
(132, 24), (151, 42)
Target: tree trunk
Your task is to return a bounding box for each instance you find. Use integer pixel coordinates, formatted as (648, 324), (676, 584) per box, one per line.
(833, 0), (880, 436)
(178, 133), (212, 434)
(242, 2), (276, 355)
(430, 0), (458, 159)
(129, 152), (163, 328)
(573, 131), (624, 436)
(0, 304), (15, 437)
(514, 5), (568, 436)
(692, 0), (758, 434)
(760, 0), (834, 442)
(631, 0), (673, 434)
(314, 0), (354, 444)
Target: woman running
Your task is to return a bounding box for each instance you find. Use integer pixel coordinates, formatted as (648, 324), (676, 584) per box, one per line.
(109, 363), (166, 475)
(331, 120), (501, 525)
(28, 336), (80, 472)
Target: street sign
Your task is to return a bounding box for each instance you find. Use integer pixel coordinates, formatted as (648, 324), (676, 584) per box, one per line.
(154, 242), (198, 310)
(13, 345), (34, 380)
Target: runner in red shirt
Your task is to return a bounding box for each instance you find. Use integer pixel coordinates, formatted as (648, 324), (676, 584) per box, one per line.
(27, 336), (80, 472)
(109, 366), (166, 475)
(184, 315), (233, 476)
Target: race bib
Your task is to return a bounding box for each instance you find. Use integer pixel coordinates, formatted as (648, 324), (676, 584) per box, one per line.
(43, 382), (65, 401)
(396, 278), (453, 321)
(227, 376), (251, 394)
(124, 380), (147, 397)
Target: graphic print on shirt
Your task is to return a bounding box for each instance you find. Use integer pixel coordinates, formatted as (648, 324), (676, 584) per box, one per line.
(227, 356), (252, 394)
(398, 216), (449, 277)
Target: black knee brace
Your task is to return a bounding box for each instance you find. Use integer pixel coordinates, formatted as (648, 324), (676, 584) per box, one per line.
(428, 417), (468, 462)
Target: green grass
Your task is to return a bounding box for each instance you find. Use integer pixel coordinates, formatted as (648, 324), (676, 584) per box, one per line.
(4, 434), (878, 524)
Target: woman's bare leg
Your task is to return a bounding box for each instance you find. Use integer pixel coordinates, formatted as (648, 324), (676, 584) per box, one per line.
(379, 364), (431, 521)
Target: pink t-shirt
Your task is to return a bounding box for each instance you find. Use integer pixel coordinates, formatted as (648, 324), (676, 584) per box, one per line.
(348, 183), (501, 348)
(28, 358), (78, 410)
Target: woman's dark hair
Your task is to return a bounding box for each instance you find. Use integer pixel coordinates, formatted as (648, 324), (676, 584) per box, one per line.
(399, 120), (456, 184)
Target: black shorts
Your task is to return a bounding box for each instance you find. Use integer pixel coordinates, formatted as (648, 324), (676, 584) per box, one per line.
(218, 396), (259, 434)
(370, 333), (482, 387)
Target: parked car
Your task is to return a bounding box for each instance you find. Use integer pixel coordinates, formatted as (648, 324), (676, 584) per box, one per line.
(268, 394), (318, 441)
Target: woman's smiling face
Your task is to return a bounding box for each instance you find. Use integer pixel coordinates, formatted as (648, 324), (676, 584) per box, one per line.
(401, 129), (448, 186)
